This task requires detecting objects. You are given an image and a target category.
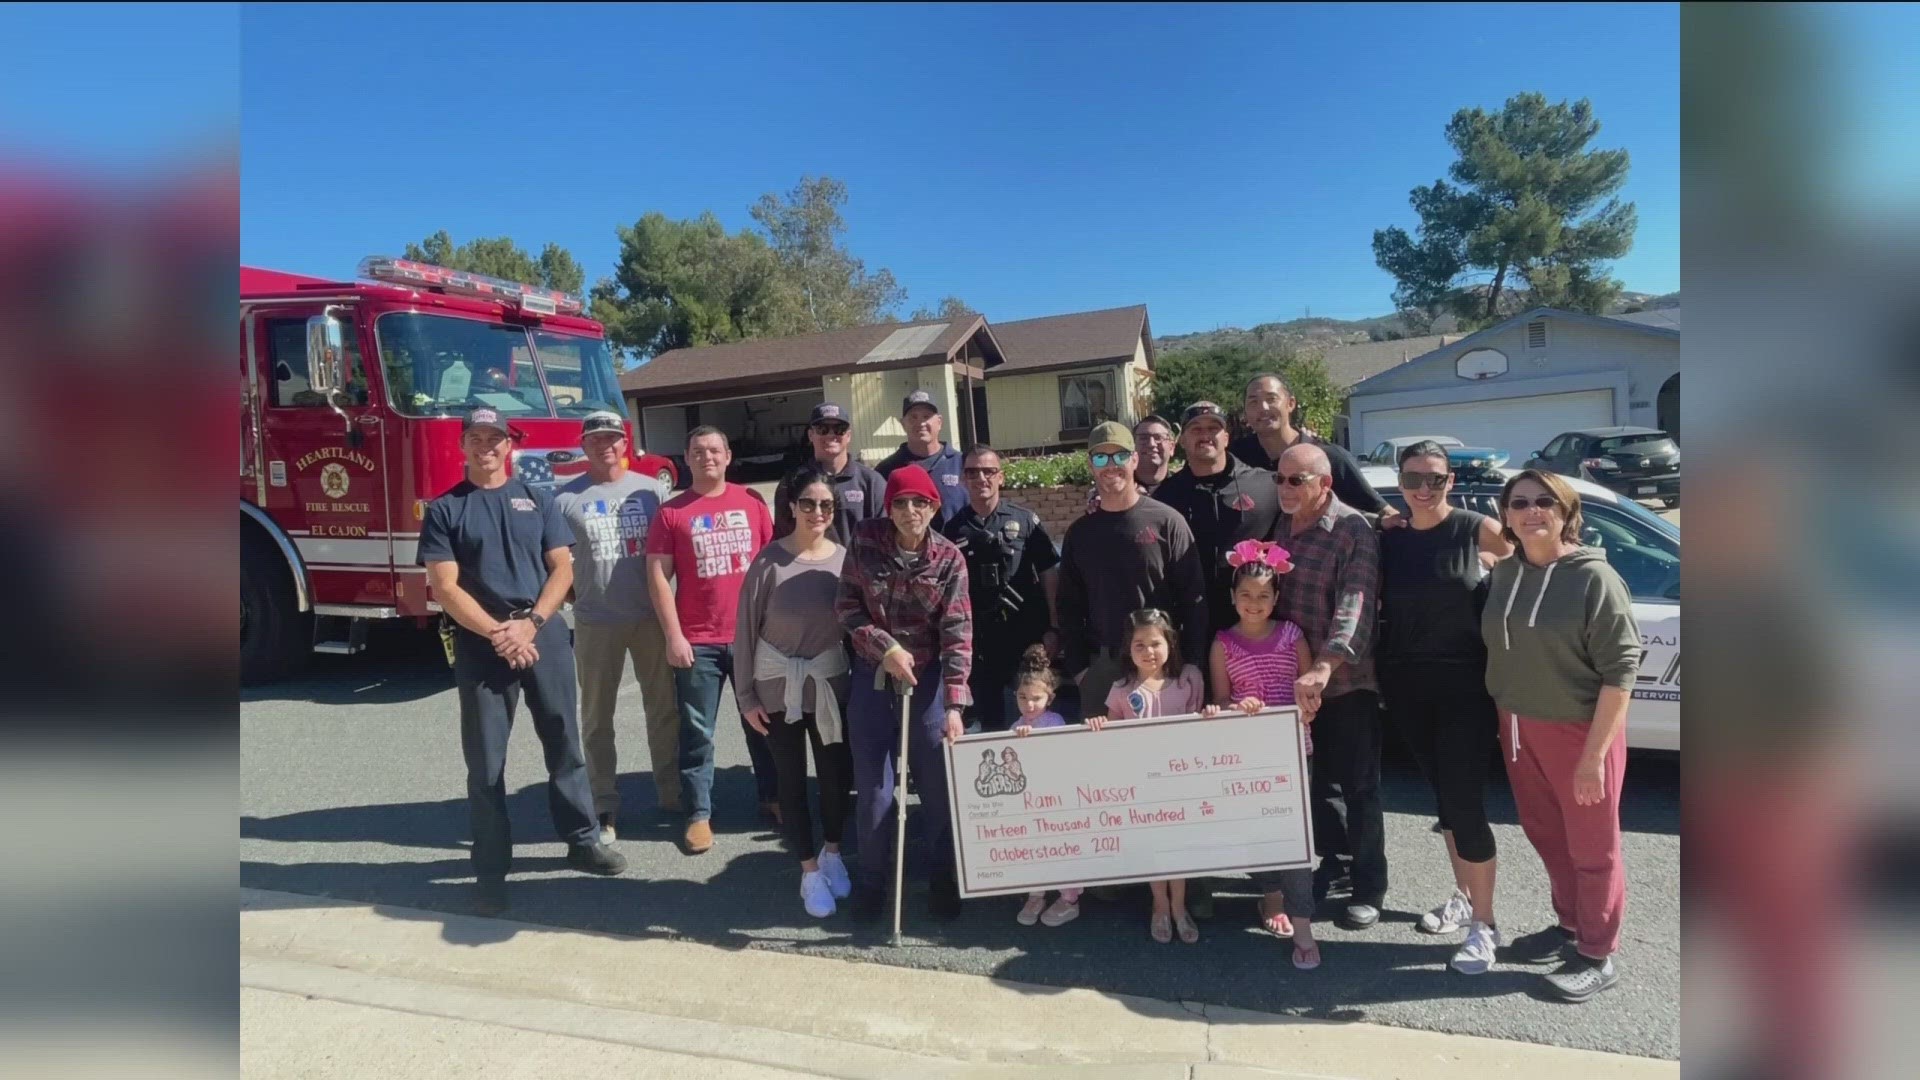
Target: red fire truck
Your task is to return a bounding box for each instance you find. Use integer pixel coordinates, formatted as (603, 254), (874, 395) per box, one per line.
(240, 257), (673, 685)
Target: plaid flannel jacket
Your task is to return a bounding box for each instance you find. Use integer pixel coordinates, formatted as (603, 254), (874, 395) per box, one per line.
(1271, 495), (1380, 698)
(834, 517), (974, 707)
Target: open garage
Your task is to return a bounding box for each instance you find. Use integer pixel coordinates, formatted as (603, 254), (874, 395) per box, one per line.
(638, 385), (823, 479)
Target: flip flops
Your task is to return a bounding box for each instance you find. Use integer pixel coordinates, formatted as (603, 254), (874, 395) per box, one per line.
(1151, 911), (1173, 944)
(1292, 937), (1322, 971)
(1259, 902), (1294, 939)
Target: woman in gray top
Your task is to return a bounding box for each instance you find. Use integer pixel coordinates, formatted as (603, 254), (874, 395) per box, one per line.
(734, 463), (854, 919)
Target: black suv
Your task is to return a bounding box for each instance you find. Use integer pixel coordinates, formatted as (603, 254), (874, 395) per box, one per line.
(1524, 427), (1680, 508)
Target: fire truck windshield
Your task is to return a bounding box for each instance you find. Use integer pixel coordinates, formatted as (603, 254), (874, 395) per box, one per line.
(375, 312), (622, 419)
(530, 331), (625, 417)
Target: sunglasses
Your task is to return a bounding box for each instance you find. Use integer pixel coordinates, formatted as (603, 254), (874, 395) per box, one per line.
(1090, 450), (1135, 468)
(811, 424), (850, 436)
(1399, 472), (1450, 491)
(794, 497), (835, 515)
(1279, 472), (1324, 487)
(891, 496), (935, 511)
(962, 467), (1001, 478)
(1507, 495), (1561, 512)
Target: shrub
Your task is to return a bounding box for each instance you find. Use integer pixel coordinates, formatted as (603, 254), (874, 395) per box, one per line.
(1000, 452), (1091, 488)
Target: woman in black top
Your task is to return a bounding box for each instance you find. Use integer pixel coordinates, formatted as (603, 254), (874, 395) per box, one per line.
(1376, 441), (1513, 975)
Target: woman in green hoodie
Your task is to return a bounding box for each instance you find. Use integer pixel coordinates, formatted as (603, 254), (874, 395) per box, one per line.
(1482, 469), (1640, 1005)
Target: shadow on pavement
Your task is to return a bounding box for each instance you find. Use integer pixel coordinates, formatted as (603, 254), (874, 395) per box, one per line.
(240, 625), (453, 706)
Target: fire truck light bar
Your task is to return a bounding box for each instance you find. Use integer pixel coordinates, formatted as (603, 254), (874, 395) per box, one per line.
(357, 256), (585, 316)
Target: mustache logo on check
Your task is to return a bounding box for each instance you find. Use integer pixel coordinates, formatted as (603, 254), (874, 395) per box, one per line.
(974, 747), (1028, 798)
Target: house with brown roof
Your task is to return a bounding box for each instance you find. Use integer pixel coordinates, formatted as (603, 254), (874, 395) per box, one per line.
(979, 305), (1153, 453)
(620, 315), (1006, 468)
(619, 304), (1152, 467)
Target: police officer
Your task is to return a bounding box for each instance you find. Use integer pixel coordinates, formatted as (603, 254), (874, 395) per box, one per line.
(419, 407), (629, 917)
(941, 444), (1061, 732)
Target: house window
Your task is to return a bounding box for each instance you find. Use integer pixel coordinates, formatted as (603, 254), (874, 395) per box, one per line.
(1058, 371), (1117, 437)
(1526, 320), (1549, 350)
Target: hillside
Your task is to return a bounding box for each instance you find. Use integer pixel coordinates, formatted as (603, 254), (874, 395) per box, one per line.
(1154, 291), (1679, 357)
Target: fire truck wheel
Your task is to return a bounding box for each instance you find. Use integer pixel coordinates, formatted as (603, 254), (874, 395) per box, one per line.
(242, 528), (311, 686)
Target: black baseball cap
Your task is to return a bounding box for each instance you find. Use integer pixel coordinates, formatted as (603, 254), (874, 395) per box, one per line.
(810, 402), (850, 426)
(1182, 401), (1228, 426)
(901, 390), (939, 416)
(580, 411), (626, 442)
(463, 407), (512, 436)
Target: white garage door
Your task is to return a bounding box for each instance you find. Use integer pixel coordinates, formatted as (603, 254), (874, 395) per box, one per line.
(1357, 389), (1616, 461)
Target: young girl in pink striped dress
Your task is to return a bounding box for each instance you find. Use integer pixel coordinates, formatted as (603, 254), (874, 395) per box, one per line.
(1207, 540), (1325, 971)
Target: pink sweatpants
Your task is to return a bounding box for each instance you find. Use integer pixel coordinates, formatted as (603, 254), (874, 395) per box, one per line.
(1498, 712), (1627, 959)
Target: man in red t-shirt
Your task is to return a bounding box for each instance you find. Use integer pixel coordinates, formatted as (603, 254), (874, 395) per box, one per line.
(646, 426), (778, 855)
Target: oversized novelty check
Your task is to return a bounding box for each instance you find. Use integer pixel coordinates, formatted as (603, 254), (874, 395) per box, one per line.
(943, 707), (1313, 898)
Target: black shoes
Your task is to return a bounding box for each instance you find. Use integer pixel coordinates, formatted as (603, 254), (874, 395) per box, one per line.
(928, 879), (963, 922)
(473, 878), (510, 917)
(567, 843), (629, 876)
(1505, 924), (1577, 965)
(850, 885), (886, 925)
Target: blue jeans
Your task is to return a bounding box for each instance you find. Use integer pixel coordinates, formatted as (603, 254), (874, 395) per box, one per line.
(674, 643), (779, 822)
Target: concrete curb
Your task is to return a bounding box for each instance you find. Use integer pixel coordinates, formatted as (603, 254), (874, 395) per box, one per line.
(240, 888), (1677, 1079)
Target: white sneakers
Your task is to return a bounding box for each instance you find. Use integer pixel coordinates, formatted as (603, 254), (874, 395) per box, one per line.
(801, 871), (836, 918)
(1017, 894), (1047, 926)
(1418, 890), (1471, 935)
(1450, 920), (1502, 975)
(816, 850), (852, 899)
(1040, 897), (1081, 927)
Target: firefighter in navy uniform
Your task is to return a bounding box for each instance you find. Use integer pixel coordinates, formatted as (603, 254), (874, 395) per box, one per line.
(941, 445), (1061, 732)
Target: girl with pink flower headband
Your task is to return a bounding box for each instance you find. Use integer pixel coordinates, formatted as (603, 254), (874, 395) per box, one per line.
(1209, 539), (1325, 971)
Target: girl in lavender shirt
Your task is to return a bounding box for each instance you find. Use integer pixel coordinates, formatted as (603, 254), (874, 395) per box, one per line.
(1009, 645), (1080, 928)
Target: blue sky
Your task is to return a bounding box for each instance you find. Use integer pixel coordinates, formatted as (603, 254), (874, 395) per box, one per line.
(235, 3), (1680, 335)
(0, 4), (237, 167)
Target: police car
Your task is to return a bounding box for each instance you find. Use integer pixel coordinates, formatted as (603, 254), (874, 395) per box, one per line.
(1364, 463), (1680, 752)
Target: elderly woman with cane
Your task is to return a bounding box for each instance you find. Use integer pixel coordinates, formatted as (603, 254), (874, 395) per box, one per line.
(834, 464), (974, 927)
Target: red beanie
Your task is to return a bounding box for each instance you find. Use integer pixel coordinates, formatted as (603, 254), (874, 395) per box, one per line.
(883, 464), (940, 506)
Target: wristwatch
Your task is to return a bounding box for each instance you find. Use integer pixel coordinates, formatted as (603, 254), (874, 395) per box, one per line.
(509, 608), (546, 628)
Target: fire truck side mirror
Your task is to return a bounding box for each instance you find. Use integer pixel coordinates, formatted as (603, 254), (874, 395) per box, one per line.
(305, 314), (346, 396)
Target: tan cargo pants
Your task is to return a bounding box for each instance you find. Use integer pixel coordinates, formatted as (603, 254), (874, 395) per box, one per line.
(574, 617), (680, 817)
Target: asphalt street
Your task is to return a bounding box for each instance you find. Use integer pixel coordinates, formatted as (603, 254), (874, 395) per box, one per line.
(240, 629), (1680, 1060)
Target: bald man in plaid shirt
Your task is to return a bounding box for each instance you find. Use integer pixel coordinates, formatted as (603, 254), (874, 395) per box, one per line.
(1269, 442), (1386, 931)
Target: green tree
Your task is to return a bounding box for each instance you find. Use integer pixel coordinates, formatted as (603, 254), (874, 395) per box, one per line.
(1147, 343), (1340, 438)
(750, 176), (906, 331)
(909, 296), (976, 321)
(402, 230), (586, 295)
(1372, 93), (1636, 328)
(590, 211), (794, 362)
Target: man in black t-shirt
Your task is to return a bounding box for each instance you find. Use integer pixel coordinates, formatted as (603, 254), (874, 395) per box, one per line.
(1056, 422), (1209, 717)
(1151, 400), (1281, 643)
(1231, 372), (1395, 523)
(419, 407), (627, 915)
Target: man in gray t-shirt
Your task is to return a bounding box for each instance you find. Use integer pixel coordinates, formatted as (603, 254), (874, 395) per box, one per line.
(556, 412), (677, 836)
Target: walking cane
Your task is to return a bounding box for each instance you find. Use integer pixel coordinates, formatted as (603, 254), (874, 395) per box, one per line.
(891, 674), (912, 947)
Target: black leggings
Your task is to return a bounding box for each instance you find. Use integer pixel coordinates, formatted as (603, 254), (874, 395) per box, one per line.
(763, 711), (853, 863)
(1380, 662), (1499, 864)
